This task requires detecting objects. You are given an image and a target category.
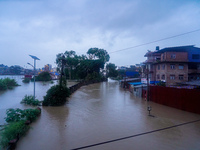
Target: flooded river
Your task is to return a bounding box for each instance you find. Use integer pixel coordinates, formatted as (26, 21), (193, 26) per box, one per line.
(1, 76), (200, 150)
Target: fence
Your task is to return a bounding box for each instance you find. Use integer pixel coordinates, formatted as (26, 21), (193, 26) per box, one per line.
(147, 86), (200, 114)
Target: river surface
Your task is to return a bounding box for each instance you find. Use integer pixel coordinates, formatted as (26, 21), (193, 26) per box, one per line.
(1, 76), (200, 150)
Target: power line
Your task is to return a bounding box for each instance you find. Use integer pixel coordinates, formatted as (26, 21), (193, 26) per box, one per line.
(109, 28), (200, 54)
(71, 119), (200, 150)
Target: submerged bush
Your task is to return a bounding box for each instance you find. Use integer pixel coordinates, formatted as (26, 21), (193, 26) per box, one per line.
(0, 120), (29, 148)
(3, 78), (19, 89)
(0, 108), (41, 148)
(35, 72), (52, 81)
(0, 79), (7, 90)
(22, 78), (30, 83)
(5, 108), (41, 123)
(42, 85), (70, 106)
(0, 78), (19, 91)
(20, 95), (42, 106)
(22, 109), (41, 122)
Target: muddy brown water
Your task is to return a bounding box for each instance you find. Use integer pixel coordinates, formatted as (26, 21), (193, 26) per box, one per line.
(1, 76), (200, 150)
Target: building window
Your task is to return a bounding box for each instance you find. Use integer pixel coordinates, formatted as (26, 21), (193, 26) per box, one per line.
(161, 74), (165, 80)
(157, 74), (160, 80)
(170, 64), (175, 69)
(162, 64), (165, 70)
(157, 65), (160, 70)
(170, 75), (175, 80)
(171, 54), (176, 59)
(179, 64), (184, 69)
(162, 54), (165, 60)
(192, 54), (200, 59)
(179, 75), (184, 80)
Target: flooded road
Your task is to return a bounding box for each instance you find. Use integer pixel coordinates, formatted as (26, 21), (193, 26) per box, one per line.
(12, 79), (200, 150)
(0, 75), (77, 124)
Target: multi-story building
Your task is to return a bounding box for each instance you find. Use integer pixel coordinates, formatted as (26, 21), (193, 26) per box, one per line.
(44, 64), (52, 72)
(144, 45), (200, 86)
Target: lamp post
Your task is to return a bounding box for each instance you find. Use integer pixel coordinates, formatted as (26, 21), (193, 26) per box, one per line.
(28, 55), (40, 101)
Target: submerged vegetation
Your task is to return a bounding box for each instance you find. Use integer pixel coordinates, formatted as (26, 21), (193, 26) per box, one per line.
(0, 121), (29, 148)
(20, 95), (42, 106)
(5, 108), (41, 123)
(0, 108), (41, 148)
(0, 78), (19, 91)
(42, 85), (70, 106)
(35, 72), (52, 81)
(22, 77), (31, 83)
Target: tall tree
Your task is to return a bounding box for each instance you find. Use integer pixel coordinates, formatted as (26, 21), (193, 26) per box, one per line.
(56, 48), (110, 80)
(87, 48), (110, 63)
(106, 63), (118, 78)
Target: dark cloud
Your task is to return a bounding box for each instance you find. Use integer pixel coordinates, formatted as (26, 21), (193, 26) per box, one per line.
(0, 0), (200, 68)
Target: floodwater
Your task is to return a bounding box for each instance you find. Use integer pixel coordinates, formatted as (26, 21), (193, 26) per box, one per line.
(1, 76), (200, 150)
(0, 75), (77, 124)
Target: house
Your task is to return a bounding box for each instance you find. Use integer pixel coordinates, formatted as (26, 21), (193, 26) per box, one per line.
(129, 82), (147, 97)
(144, 45), (200, 86)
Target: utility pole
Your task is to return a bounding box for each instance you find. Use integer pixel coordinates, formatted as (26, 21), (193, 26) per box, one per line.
(29, 55), (40, 101)
(146, 65), (154, 117)
(59, 55), (65, 87)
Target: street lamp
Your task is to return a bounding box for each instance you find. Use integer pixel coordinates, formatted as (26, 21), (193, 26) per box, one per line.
(28, 55), (40, 101)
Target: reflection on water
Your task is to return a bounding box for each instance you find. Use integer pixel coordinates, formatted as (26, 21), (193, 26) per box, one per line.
(1, 77), (200, 150)
(0, 75), (77, 124)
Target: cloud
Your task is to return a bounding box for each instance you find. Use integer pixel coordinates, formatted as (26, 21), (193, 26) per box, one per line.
(0, 0), (200, 68)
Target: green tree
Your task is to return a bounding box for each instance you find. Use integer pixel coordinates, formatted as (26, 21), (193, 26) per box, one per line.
(35, 72), (51, 81)
(42, 85), (70, 106)
(56, 51), (87, 80)
(87, 48), (110, 63)
(106, 63), (119, 78)
(56, 48), (109, 80)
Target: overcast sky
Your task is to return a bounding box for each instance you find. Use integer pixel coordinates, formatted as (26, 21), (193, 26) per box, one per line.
(0, 0), (200, 69)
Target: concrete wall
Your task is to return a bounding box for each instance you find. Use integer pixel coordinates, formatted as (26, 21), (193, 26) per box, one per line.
(155, 63), (188, 85)
(161, 52), (188, 62)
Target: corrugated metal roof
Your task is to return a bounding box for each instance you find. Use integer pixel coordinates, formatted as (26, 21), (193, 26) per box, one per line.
(155, 45), (200, 53)
(129, 82), (142, 85)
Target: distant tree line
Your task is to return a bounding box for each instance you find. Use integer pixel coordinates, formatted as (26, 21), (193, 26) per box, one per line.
(0, 64), (33, 75)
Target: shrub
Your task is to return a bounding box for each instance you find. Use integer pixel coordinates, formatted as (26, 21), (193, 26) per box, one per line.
(22, 109), (41, 122)
(3, 78), (19, 89)
(35, 72), (52, 81)
(20, 95), (42, 106)
(42, 85), (70, 106)
(0, 121), (29, 148)
(0, 78), (19, 91)
(22, 78), (30, 83)
(0, 79), (7, 90)
(5, 108), (41, 123)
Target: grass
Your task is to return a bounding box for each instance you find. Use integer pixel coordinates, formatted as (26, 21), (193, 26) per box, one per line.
(0, 121), (29, 148)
